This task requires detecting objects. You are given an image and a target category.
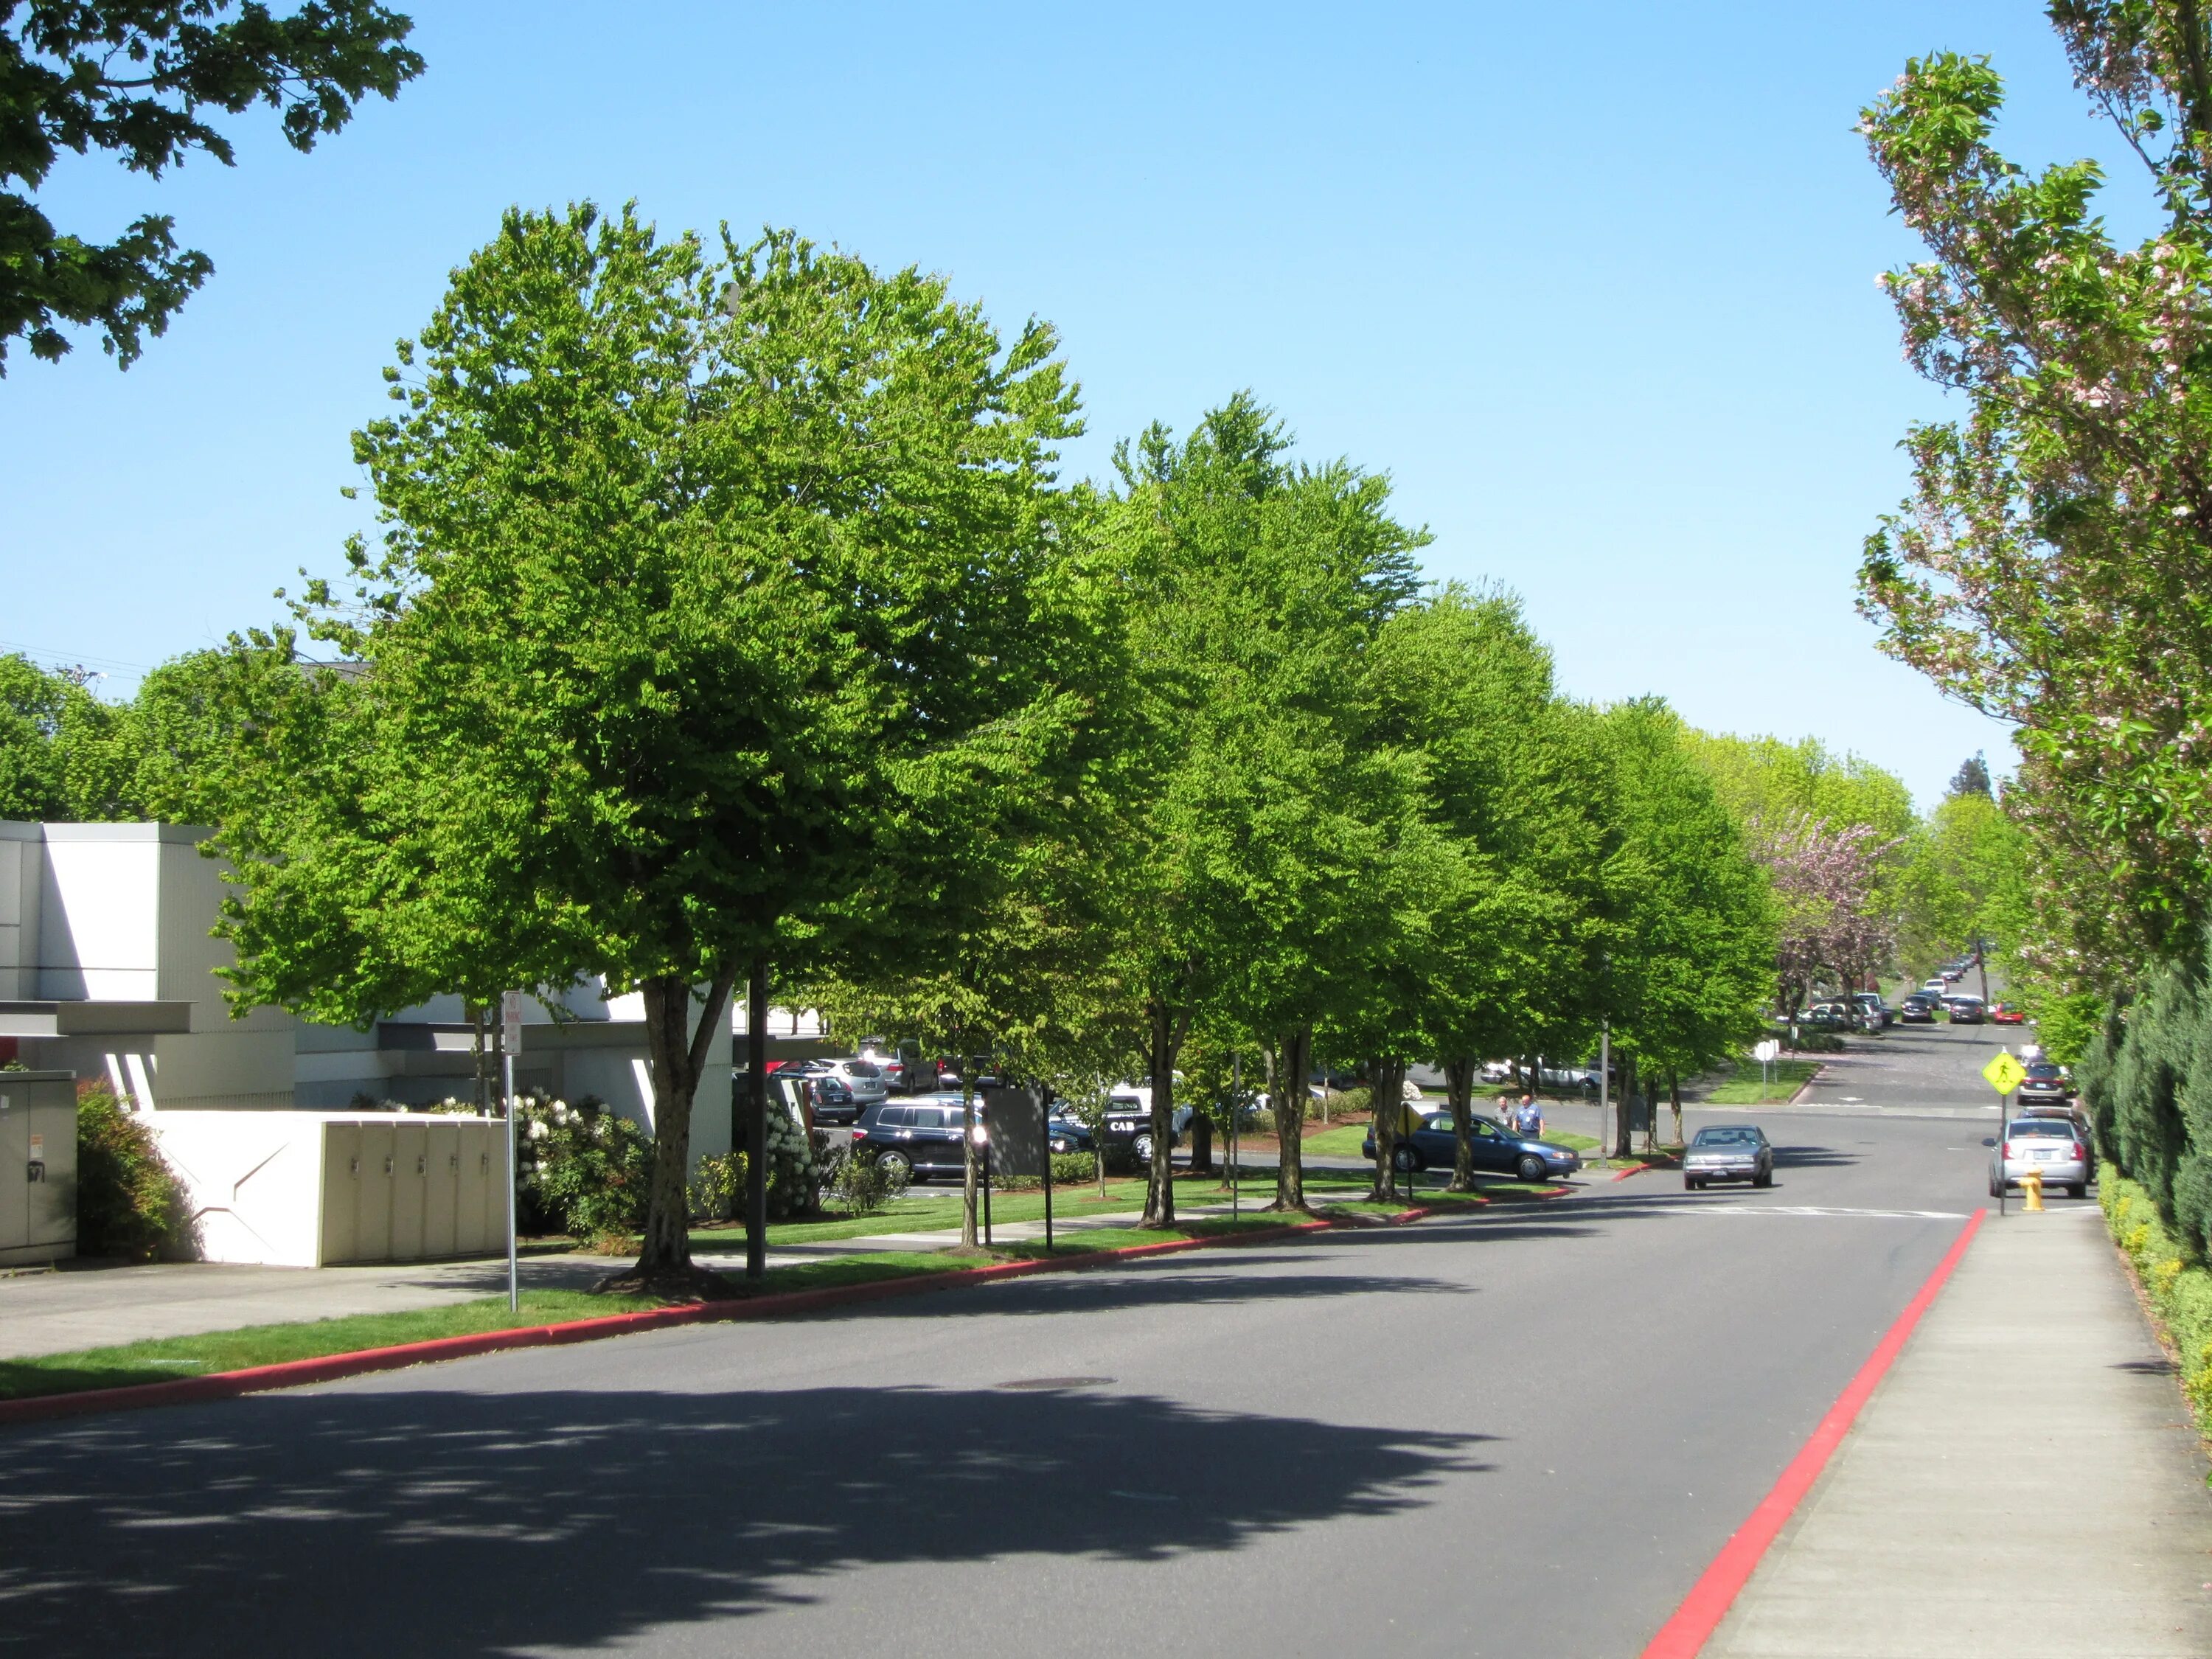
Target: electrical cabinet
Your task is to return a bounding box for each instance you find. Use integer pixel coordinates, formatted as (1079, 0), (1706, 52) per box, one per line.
(0, 1071), (77, 1267)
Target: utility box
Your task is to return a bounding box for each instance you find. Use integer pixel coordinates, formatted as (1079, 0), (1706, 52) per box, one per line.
(0, 1071), (78, 1267)
(150, 1110), (509, 1267)
(980, 1085), (1048, 1180)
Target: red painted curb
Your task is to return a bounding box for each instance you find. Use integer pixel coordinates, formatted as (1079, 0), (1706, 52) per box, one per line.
(1638, 1206), (1986, 1659)
(0, 1214), (1342, 1429)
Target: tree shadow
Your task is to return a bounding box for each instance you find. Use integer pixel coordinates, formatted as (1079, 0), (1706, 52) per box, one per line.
(834, 1260), (1477, 1320)
(0, 1384), (1492, 1657)
(1770, 1145), (1859, 1169)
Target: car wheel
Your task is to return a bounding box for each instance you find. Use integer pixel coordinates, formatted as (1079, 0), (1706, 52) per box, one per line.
(1753, 1169), (1773, 1189)
(1684, 1175), (1699, 1190)
(1132, 1133), (1155, 1165)
(2070, 1183), (2087, 1200)
(1392, 1144), (1419, 1173)
(877, 1149), (913, 1180)
(1517, 1153), (1547, 1183)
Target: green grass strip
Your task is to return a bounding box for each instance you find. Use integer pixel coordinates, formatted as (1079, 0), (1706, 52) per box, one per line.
(1702, 1058), (1820, 1105)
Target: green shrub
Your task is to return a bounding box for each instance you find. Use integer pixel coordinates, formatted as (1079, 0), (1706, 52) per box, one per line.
(75, 1083), (192, 1261)
(1051, 1152), (1095, 1186)
(689, 1151), (742, 1222)
(818, 1142), (908, 1215)
(2101, 1174), (2212, 1431)
(514, 1093), (651, 1242)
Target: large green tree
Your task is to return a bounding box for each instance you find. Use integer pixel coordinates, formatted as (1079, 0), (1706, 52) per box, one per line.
(1857, 3), (2212, 978)
(1104, 396), (1425, 1220)
(3, 1), (422, 372)
(257, 204), (1086, 1293)
(1599, 701), (1777, 1154)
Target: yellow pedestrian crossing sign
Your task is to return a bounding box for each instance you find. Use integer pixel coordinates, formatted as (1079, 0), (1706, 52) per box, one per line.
(1983, 1051), (2027, 1094)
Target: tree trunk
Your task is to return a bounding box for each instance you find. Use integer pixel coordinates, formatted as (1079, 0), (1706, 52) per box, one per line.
(470, 1003), (489, 1115)
(1445, 1056), (1477, 1192)
(1142, 997), (1178, 1228)
(1368, 1057), (1408, 1201)
(624, 965), (738, 1293)
(1668, 1071), (1682, 1149)
(744, 955), (768, 1281)
(1614, 1053), (1636, 1160)
(1270, 1026), (1311, 1211)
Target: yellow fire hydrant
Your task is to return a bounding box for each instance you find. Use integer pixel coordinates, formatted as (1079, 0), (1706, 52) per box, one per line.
(2020, 1166), (2045, 1212)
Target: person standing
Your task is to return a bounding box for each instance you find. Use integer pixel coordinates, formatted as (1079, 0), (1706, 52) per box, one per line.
(1515, 1092), (1543, 1138)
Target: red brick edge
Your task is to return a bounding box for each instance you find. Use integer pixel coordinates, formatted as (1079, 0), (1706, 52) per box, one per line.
(0, 1215), (1342, 1429)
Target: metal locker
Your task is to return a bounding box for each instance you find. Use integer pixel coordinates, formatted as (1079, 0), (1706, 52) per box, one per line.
(422, 1122), (460, 1258)
(353, 1121), (395, 1262)
(389, 1122), (427, 1261)
(319, 1122), (361, 1267)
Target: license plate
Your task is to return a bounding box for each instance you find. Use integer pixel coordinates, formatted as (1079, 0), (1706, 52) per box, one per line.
(2031, 1149), (2056, 1159)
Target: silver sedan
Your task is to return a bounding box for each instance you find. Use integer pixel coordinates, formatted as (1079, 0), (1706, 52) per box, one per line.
(1683, 1124), (1773, 1189)
(1990, 1116), (2090, 1199)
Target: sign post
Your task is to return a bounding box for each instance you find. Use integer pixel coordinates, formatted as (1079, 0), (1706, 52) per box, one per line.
(501, 990), (524, 1313)
(1753, 1037), (1781, 1099)
(1983, 1049), (2025, 1218)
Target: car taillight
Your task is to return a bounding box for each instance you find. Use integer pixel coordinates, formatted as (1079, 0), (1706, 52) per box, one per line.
(2003, 1141), (2015, 1159)
(852, 1129), (867, 1141)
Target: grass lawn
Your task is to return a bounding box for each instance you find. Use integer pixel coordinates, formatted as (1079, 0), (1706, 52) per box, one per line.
(1703, 1058), (1820, 1105)
(687, 1178), (1161, 1251)
(0, 1212), (1327, 1404)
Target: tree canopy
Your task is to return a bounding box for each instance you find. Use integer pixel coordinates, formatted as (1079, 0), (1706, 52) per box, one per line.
(2, 1), (422, 372)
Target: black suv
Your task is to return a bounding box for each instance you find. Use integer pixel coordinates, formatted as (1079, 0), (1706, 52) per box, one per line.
(1898, 993), (1938, 1023)
(851, 1100), (971, 1182)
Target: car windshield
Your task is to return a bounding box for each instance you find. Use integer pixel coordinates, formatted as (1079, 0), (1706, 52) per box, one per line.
(1692, 1128), (1760, 1147)
(2008, 1119), (2076, 1138)
(843, 1061), (880, 1078)
(2024, 1065), (2062, 1079)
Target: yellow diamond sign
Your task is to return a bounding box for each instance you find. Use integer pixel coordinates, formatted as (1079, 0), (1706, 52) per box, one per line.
(1983, 1051), (2028, 1095)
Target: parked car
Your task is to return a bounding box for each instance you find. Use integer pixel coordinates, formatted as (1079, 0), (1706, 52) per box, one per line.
(1682, 1124), (1774, 1189)
(1898, 993), (1939, 1024)
(794, 1057), (891, 1106)
(1803, 1001), (1857, 1029)
(801, 1071), (863, 1125)
(1922, 978), (1950, 995)
(2016, 1061), (2075, 1105)
(1944, 996), (1987, 1024)
(1854, 993), (1893, 1029)
(850, 1099), (971, 1182)
(1046, 1107), (1096, 1155)
(1989, 1116), (2091, 1199)
(1358, 1111), (1581, 1183)
(1989, 1002), (2027, 1025)
(1099, 1091), (1179, 1167)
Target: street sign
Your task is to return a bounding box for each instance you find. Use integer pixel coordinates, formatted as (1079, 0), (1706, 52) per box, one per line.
(501, 990), (525, 1053)
(1753, 1039), (1781, 1064)
(1982, 1051), (2026, 1094)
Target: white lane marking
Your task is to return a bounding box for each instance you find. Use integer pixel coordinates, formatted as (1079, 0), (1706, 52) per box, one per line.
(1685, 1204), (1972, 1220)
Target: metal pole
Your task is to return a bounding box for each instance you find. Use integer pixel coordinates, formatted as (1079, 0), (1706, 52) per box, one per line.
(502, 1041), (518, 1314)
(1231, 1051), (1241, 1220)
(745, 956), (768, 1281)
(1599, 1022), (1610, 1166)
(982, 1132), (993, 1248)
(1041, 1093), (1053, 1253)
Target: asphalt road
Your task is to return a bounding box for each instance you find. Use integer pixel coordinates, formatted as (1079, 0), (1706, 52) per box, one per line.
(0, 1025), (2034, 1658)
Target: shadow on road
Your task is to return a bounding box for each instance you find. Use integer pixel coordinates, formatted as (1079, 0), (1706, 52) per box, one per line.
(0, 1385), (1493, 1656)
(1770, 1145), (1858, 1170)
(845, 1261), (1477, 1321)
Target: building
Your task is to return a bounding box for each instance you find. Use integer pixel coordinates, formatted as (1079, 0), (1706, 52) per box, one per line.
(0, 821), (740, 1161)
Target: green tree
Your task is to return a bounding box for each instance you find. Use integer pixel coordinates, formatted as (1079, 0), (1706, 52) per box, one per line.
(0, 653), (84, 818)
(1103, 395), (1425, 1219)
(3, 1), (422, 371)
(265, 205), (1085, 1293)
(1601, 702), (1777, 1155)
(1857, 6), (2212, 975)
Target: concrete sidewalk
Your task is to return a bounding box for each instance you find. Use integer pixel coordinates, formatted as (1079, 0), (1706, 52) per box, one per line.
(1705, 1207), (2212, 1658)
(0, 1199), (1253, 1361)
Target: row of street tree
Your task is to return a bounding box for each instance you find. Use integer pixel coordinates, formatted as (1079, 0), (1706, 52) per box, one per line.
(4, 204), (1787, 1293)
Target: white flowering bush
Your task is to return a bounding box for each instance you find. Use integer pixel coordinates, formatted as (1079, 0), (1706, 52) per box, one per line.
(509, 1091), (652, 1241)
(687, 1107), (821, 1221)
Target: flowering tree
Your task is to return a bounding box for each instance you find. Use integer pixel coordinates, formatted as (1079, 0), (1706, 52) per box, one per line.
(1756, 814), (1895, 1017)
(1856, 5), (2212, 975)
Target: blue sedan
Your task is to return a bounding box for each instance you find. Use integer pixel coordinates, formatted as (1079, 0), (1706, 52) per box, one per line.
(1361, 1111), (1582, 1183)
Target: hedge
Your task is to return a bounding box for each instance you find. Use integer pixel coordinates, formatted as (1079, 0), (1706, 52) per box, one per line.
(2100, 1173), (2212, 1438)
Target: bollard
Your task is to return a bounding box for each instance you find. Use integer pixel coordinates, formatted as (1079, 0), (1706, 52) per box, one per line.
(2022, 1166), (2045, 1212)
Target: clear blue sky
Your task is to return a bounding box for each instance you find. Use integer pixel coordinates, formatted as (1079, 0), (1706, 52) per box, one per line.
(0, 2), (2148, 806)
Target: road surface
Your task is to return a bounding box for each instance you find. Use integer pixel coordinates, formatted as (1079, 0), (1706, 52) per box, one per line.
(0, 1024), (2038, 1658)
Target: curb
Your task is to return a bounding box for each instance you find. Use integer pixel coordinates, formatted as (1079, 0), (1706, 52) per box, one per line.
(0, 1214), (1344, 1429)
(1638, 1206), (1986, 1658)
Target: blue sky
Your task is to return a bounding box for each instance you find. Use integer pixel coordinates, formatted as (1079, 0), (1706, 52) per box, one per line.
(0, 2), (2157, 806)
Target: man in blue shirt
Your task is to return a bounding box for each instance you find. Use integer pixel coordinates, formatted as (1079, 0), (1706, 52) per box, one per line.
(1514, 1093), (1543, 1138)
